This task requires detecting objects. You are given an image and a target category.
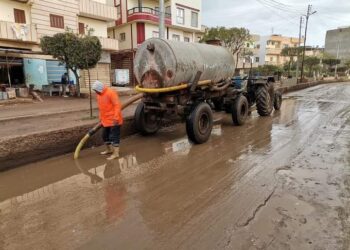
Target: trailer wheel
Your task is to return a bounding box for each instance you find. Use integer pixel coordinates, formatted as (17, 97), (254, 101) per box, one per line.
(274, 91), (282, 110)
(232, 95), (248, 125)
(256, 85), (273, 116)
(134, 103), (160, 135)
(186, 102), (213, 144)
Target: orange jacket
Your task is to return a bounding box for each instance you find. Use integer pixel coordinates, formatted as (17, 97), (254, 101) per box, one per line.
(97, 87), (123, 127)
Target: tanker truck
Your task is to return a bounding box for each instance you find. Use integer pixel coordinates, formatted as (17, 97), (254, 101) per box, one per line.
(133, 38), (281, 144)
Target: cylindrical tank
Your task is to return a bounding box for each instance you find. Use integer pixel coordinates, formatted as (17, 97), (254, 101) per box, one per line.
(134, 38), (235, 88)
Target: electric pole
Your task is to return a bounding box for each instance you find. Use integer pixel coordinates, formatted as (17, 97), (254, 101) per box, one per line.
(159, 0), (165, 39)
(295, 16), (303, 82)
(300, 4), (317, 82)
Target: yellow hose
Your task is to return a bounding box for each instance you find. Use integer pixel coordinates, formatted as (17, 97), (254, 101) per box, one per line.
(73, 93), (144, 160)
(74, 134), (90, 160)
(135, 80), (212, 93)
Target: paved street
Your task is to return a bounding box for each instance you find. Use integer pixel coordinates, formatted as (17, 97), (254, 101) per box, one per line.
(0, 82), (349, 250)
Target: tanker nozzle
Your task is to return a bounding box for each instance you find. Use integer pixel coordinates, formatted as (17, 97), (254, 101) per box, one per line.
(147, 43), (155, 52)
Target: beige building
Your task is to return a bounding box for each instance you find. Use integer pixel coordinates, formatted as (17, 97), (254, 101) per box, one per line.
(256, 34), (300, 66)
(0, 0), (119, 90)
(108, 0), (203, 86)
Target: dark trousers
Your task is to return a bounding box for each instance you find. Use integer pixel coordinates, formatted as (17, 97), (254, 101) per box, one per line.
(102, 125), (121, 147)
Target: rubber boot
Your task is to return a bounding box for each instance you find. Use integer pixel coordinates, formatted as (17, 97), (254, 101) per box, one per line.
(107, 146), (120, 160)
(100, 144), (113, 155)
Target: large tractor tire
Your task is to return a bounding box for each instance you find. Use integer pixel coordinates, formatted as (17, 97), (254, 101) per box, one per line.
(186, 102), (213, 144)
(232, 95), (249, 126)
(274, 91), (282, 110)
(256, 85), (273, 116)
(134, 102), (161, 135)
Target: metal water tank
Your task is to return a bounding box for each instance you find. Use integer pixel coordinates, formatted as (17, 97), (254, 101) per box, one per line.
(134, 38), (235, 88)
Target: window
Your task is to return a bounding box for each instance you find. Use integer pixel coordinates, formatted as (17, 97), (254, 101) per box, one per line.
(120, 33), (126, 41)
(165, 6), (171, 17)
(155, 6), (160, 15)
(50, 14), (64, 29)
(176, 8), (184, 24)
(172, 34), (180, 41)
(152, 31), (159, 38)
(191, 11), (198, 27)
(246, 43), (250, 48)
(270, 57), (273, 62)
(255, 57), (260, 63)
(14, 9), (26, 24)
(256, 44), (260, 49)
(78, 22), (85, 35)
(184, 37), (190, 42)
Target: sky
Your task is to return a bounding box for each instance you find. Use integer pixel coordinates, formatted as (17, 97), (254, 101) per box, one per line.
(202, 0), (350, 47)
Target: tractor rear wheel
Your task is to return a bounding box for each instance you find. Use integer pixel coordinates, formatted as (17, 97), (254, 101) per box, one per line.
(256, 85), (273, 116)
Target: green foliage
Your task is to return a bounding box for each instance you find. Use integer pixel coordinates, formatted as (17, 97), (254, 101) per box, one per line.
(40, 30), (102, 96)
(251, 65), (283, 76)
(322, 58), (341, 67)
(344, 60), (350, 69)
(303, 56), (320, 77)
(201, 26), (251, 54)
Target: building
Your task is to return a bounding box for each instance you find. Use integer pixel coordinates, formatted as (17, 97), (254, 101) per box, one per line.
(108, 0), (203, 86)
(256, 34), (300, 66)
(235, 34), (260, 74)
(325, 27), (350, 61)
(0, 0), (119, 91)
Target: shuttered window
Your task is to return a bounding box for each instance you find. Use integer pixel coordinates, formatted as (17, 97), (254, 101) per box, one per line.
(78, 22), (85, 35)
(50, 14), (64, 29)
(14, 9), (26, 24)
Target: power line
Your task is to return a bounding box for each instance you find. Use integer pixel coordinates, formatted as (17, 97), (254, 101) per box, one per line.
(258, 0), (304, 15)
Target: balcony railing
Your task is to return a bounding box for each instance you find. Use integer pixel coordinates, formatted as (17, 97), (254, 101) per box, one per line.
(127, 7), (172, 25)
(0, 21), (37, 43)
(128, 7), (171, 19)
(99, 37), (118, 51)
(80, 0), (119, 21)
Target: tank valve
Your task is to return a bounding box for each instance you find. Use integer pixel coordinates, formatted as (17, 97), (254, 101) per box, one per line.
(147, 43), (155, 52)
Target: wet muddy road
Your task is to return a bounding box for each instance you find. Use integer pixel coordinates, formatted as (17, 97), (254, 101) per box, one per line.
(1, 82), (350, 250)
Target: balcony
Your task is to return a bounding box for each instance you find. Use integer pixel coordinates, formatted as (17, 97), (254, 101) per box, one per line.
(80, 0), (119, 21)
(266, 47), (282, 55)
(0, 21), (37, 43)
(127, 7), (172, 25)
(99, 37), (118, 51)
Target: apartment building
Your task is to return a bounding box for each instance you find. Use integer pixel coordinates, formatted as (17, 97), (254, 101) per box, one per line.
(325, 26), (350, 61)
(108, 0), (203, 86)
(256, 34), (300, 66)
(0, 0), (119, 90)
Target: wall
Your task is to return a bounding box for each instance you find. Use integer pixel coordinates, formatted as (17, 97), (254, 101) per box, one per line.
(171, 0), (201, 31)
(110, 23), (135, 50)
(325, 27), (350, 60)
(0, 0), (32, 24)
(78, 16), (107, 37)
(31, 0), (79, 39)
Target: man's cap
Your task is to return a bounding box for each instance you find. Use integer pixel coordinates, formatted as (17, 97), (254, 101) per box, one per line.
(92, 80), (105, 93)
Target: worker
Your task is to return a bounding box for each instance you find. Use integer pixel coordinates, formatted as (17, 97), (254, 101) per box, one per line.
(92, 80), (123, 160)
(61, 72), (69, 97)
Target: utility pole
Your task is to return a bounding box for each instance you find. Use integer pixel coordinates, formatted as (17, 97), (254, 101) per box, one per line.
(300, 4), (317, 82)
(295, 16), (303, 82)
(334, 40), (340, 78)
(159, 0), (165, 39)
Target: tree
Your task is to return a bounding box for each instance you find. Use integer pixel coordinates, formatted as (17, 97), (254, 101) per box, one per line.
(322, 57), (341, 76)
(280, 47), (301, 76)
(251, 65), (283, 76)
(41, 30), (102, 98)
(304, 56), (320, 77)
(201, 27), (251, 68)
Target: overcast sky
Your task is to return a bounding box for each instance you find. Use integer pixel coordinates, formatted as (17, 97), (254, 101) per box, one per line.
(202, 0), (350, 47)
